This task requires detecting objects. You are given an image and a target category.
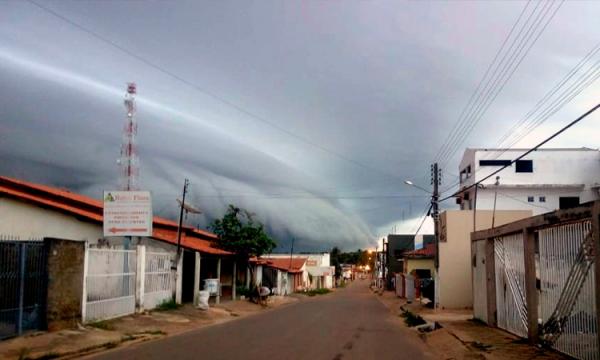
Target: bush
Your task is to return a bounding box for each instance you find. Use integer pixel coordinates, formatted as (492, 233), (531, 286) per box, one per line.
(156, 298), (180, 311)
(400, 310), (426, 327)
(305, 288), (331, 297)
(236, 286), (251, 297)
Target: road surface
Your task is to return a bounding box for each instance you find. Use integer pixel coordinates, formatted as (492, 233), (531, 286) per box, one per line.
(89, 280), (432, 360)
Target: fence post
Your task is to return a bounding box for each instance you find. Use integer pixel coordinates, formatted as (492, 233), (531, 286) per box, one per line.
(81, 241), (89, 323)
(136, 245), (146, 312)
(485, 237), (497, 326)
(232, 261), (236, 300)
(193, 252), (201, 306)
(523, 228), (538, 344)
(216, 257), (221, 304)
(592, 201), (600, 354)
(17, 243), (26, 335)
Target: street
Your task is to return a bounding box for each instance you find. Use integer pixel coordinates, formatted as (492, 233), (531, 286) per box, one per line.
(88, 280), (432, 360)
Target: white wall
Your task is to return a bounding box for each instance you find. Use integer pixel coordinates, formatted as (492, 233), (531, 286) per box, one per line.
(0, 197), (103, 241)
(458, 149), (600, 215)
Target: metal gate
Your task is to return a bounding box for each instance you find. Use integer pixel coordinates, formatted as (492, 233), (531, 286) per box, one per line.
(83, 248), (136, 322)
(494, 234), (528, 338)
(143, 251), (173, 309)
(539, 221), (598, 360)
(0, 240), (47, 339)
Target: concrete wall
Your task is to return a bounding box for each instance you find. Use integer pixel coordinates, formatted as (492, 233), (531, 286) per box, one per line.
(44, 238), (85, 331)
(438, 210), (532, 309)
(0, 198), (102, 241)
(458, 149), (600, 215)
(405, 258), (435, 277)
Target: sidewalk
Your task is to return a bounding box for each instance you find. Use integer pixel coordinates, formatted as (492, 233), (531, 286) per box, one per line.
(374, 290), (568, 360)
(0, 296), (298, 360)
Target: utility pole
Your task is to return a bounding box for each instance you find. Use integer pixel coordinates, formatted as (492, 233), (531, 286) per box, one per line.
(431, 163), (440, 270)
(176, 179), (190, 256)
(172, 178), (189, 300)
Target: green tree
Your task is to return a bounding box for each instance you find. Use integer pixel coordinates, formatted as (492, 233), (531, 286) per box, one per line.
(210, 205), (276, 300)
(210, 205), (276, 259)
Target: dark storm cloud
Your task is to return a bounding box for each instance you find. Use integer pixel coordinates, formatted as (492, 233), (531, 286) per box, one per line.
(1, 0), (599, 250)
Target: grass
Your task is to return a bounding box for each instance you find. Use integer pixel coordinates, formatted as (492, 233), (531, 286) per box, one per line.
(305, 288), (331, 297)
(400, 310), (427, 327)
(88, 320), (115, 331)
(155, 298), (181, 311)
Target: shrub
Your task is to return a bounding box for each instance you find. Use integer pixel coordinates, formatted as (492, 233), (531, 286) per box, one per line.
(156, 298), (180, 311)
(305, 288), (331, 297)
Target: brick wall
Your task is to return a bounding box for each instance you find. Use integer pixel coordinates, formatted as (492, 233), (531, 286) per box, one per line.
(44, 238), (85, 330)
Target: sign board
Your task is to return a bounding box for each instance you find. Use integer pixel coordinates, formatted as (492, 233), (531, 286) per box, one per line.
(103, 191), (152, 237)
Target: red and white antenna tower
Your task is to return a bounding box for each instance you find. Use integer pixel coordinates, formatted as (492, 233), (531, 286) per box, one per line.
(119, 83), (139, 191)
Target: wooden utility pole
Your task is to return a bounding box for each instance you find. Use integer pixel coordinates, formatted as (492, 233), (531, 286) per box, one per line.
(172, 178), (189, 300)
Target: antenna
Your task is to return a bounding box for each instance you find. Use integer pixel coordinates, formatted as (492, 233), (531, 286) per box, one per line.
(120, 83), (139, 191)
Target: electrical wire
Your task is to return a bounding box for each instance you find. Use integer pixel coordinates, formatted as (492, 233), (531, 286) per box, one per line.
(440, 103), (600, 202)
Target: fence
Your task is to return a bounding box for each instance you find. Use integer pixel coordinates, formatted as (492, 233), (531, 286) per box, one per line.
(83, 248), (136, 323)
(472, 201), (599, 360)
(83, 245), (174, 323)
(0, 239), (47, 339)
(143, 251), (173, 309)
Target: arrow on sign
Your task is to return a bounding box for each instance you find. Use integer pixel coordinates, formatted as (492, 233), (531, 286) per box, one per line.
(109, 227), (148, 233)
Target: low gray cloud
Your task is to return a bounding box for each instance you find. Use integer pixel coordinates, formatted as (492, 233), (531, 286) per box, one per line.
(1, 0), (599, 251)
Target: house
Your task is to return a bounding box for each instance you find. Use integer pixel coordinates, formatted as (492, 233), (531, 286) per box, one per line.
(0, 175), (239, 327)
(260, 253), (334, 289)
(398, 243), (436, 302)
(385, 234), (434, 288)
(436, 209), (532, 309)
(457, 148), (600, 214)
(251, 257), (308, 295)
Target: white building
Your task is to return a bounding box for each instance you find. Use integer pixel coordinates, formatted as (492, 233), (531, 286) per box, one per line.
(457, 148), (600, 215)
(262, 253), (334, 289)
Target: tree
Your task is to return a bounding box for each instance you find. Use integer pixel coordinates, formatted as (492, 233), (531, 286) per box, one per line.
(210, 205), (276, 258)
(210, 205), (276, 300)
(330, 246), (342, 278)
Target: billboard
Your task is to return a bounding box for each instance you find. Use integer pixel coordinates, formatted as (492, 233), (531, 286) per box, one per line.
(103, 191), (153, 237)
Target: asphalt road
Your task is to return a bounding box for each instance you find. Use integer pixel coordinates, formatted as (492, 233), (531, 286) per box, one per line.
(89, 280), (432, 360)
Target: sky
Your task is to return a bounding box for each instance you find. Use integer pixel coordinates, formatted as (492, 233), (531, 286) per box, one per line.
(1, 0), (599, 252)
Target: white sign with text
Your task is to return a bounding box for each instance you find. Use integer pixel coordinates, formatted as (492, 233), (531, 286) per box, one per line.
(103, 191), (153, 237)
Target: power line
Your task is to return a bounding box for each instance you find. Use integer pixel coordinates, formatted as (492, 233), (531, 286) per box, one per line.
(433, 0), (533, 162)
(436, 1), (564, 167)
(440, 103), (600, 202)
(26, 0), (406, 185)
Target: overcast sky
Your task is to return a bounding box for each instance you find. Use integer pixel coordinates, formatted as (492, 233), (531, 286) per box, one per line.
(1, 0), (599, 251)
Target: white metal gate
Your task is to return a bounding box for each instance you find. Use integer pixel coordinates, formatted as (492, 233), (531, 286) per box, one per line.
(84, 248), (136, 322)
(494, 234), (528, 338)
(539, 221), (598, 360)
(143, 251), (173, 309)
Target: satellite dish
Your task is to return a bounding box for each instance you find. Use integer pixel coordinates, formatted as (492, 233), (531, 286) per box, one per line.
(177, 199), (202, 214)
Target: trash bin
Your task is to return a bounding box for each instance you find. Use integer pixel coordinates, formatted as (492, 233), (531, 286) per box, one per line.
(197, 290), (210, 310)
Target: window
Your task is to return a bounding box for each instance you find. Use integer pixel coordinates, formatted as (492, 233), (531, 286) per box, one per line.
(527, 196), (534, 203)
(515, 160), (533, 173)
(559, 197), (579, 209)
(479, 160), (511, 166)
(539, 196), (546, 203)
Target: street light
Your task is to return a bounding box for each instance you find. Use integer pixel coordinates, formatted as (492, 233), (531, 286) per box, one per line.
(404, 179), (432, 194)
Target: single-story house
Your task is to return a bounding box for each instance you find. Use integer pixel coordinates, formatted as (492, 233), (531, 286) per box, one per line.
(0, 175), (240, 328)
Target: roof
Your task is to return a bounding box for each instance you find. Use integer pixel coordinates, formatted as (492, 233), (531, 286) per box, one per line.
(252, 257), (307, 273)
(0, 176), (227, 255)
(466, 147), (598, 152)
(403, 244), (436, 259)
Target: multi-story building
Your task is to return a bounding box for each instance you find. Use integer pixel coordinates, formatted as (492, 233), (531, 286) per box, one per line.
(457, 148), (600, 215)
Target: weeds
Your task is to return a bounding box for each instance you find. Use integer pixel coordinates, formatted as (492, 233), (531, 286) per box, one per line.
(305, 288), (331, 297)
(88, 320), (115, 331)
(400, 310), (426, 327)
(156, 298), (181, 311)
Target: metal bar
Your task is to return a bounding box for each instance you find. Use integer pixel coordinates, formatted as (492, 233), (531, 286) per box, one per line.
(17, 243), (26, 335)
